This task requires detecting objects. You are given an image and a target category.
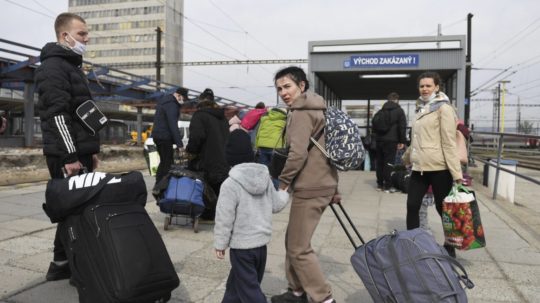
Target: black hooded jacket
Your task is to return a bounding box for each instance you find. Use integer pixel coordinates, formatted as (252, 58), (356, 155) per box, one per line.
(375, 101), (407, 143)
(35, 43), (99, 164)
(186, 107), (229, 184)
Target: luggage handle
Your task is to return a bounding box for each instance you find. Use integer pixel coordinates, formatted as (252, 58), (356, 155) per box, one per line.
(61, 166), (89, 178)
(419, 253), (475, 289)
(329, 203), (365, 249)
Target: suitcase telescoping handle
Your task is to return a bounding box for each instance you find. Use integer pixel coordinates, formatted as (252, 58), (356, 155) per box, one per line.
(330, 203), (365, 249)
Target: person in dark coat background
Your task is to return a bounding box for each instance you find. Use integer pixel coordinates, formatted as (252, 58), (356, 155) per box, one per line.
(151, 87), (188, 186)
(374, 92), (407, 193)
(186, 98), (229, 220)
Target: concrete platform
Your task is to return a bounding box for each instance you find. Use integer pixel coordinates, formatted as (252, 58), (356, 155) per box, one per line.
(0, 169), (538, 302)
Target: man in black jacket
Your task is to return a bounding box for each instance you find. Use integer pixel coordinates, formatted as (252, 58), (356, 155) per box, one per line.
(373, 92), (407, 193)
(35, 12), (100, 281)
(151, 87), (188, 185)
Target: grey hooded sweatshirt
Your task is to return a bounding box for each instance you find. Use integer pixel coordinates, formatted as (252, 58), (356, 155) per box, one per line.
(214, 163), (289, 250)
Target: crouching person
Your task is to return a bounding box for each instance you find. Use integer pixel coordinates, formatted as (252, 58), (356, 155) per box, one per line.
(214, 129), (290, 303)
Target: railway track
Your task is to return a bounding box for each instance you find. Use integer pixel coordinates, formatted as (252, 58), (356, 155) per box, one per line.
(471, 147), (540, 171)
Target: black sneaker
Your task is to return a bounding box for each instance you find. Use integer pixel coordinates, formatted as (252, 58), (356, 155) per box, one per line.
(271, 290), (308, 303)
(45, 261), (71, 281)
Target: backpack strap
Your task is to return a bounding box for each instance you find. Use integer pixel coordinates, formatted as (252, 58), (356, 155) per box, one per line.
(308, 109), (327, 157)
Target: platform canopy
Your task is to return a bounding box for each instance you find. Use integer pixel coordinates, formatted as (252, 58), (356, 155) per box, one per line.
(308, 35), (466, 118)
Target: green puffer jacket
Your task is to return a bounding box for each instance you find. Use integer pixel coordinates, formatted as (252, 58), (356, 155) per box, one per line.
(255, 108), (287, 149)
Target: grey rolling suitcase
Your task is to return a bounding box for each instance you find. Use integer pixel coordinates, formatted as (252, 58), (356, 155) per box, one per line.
(330, 204), (474, 303)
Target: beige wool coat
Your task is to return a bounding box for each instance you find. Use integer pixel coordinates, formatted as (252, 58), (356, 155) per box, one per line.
(403, 98), (463, 181)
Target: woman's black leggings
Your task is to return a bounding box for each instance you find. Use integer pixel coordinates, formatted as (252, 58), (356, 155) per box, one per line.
(406, 170), (454, 229)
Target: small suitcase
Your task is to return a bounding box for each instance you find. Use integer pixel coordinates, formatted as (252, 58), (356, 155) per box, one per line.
(330, 203), (474, 303)
(51, 172), (180, 303)
(159, 175), (205, 232)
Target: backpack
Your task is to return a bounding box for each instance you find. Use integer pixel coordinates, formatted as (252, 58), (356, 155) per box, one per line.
(311, 107), (365, 171)
(240, 108), (267, 130)
(372, 108), (392, 134)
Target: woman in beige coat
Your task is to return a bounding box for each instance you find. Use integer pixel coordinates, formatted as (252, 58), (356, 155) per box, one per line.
(403, 71), (462, 257)
(271, 66), (339, 303)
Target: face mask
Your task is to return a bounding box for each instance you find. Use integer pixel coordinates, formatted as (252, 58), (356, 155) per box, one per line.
(65, 33), (86, 56)
(420, 91), (437, 102)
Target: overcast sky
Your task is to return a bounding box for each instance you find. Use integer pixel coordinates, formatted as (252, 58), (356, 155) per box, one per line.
(1, 0), (539, 130)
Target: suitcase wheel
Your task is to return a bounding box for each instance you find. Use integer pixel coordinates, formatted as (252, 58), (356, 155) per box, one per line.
(193, 218), (199, 233)
(164, 216), (171, 230)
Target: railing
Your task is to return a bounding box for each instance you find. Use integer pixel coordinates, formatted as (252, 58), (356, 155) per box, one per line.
(470, 131), (540, 200)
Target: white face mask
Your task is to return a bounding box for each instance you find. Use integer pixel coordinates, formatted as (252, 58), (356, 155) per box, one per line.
(420, 91), (437, 102)
(66, 33), (86, 56)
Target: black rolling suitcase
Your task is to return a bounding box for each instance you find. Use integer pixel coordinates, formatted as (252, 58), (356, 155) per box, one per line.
(330, 203), (474, 303)
(46, 171), (180, 303)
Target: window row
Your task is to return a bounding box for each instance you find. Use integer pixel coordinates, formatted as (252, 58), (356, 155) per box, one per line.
(88, 47), (164, 57)
(90, 34), (157, 45)
(78, 6), (164, 19)
(89, 20), (164, 31)
(69, 0), (147, 6)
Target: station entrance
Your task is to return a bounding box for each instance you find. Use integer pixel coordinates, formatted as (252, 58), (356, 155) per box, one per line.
(307, 35), (466, 134)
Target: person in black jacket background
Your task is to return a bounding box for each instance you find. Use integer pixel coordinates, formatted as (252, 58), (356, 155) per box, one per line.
(151, 87), (188, 185)
(34, 12), (99, 282)
(374, 92), (407, 193)
(186, 98), (229, 220)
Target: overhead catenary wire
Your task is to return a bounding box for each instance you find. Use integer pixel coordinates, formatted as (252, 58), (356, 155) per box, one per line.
(4, 0), (54, 18)
(510, 77), (540, 89)
(156, 0), (249, 62)
(31, 0), (57, 16)
(476, 17), (540, 66)
(471, 54), (540, 95)
(208, 0), (282, 59)
(90, 2), (271, 100)
(185, 66), (269, 100)
(158, 0), (277, 78)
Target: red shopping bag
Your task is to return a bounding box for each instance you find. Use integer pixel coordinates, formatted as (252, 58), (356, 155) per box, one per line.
(442, 185), (486, 250)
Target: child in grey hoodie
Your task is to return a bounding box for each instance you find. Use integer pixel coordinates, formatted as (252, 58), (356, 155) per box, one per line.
(215, 129), (289, 303)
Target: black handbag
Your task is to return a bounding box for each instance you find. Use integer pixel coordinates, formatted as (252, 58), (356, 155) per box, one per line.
(76, 100), (108, 136)
(269, 126), (323, 180)
(269, 147), (289, 179)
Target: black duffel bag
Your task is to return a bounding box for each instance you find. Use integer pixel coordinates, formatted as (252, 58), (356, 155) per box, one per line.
(43, 171), (147, 223)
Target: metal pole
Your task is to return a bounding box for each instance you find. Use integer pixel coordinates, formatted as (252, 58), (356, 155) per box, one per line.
(500, 80), (510, 132)
(497, 83), (501, 133)
(437, 24), (441, 49)
(492, 133), (505, 200)
(367, 98), (371, 136)
(23, 82), (35, 147)
(517, 96), (521, 133)
(155, 26), (162, 92)
(407, 102), (410, 126)
(136, 107), (143, 145)
(465, 13), (473, 126)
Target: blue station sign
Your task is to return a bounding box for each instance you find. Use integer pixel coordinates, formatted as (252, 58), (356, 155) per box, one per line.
(343, 54), (419, 68)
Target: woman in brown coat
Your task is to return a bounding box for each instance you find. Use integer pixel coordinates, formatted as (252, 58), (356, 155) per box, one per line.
(271, 66), (339, 303)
